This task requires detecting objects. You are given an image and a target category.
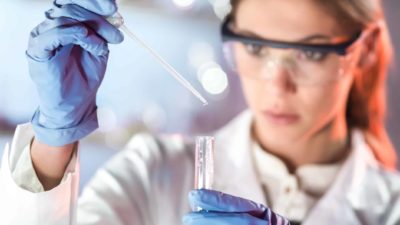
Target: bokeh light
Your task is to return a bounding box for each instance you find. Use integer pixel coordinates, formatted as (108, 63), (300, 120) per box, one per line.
(208, 0), (232, 19)
(197, 62), (228, 95)
(188, 41), (215, 69)
(172, 0), (195, 8)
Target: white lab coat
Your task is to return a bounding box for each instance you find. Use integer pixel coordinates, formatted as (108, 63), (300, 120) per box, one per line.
(0, 110), (399, 225)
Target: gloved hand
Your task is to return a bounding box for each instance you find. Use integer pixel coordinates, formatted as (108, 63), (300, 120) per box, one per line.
(27, 0), (124, 146)
(184, 189), (291, 225)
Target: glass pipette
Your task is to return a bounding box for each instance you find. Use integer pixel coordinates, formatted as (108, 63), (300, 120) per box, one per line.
(107, 12), (208, 106)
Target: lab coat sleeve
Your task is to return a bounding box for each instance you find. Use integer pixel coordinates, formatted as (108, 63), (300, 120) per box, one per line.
(11, 142), (45, 192)
(0, 123), (79, 225)
(10, 136), (76, 193)
(0, 123), (193, 225)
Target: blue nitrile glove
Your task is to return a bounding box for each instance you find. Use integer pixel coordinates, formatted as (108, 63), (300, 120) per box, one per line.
(184, 189), (291, 225)
(27, 0), (124, 146)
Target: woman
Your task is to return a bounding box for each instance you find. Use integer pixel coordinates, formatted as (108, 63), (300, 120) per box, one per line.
(0, 0), (399, 224)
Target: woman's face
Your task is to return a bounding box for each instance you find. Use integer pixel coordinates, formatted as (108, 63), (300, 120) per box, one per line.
(234, 0), (362, 144)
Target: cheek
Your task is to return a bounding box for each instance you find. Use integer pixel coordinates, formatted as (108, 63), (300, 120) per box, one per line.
(299, 78), (353, 124)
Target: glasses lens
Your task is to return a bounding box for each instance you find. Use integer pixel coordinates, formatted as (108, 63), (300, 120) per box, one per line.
(223, 40), (356, 85)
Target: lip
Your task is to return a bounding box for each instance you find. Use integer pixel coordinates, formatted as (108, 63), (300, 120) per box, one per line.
(262, 110), (300, 125)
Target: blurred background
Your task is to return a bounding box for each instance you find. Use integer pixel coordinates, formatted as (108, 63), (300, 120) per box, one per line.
(0, 0), (399, 189)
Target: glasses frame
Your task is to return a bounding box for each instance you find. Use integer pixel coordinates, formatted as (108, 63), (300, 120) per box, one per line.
(221, 16), (363, 56)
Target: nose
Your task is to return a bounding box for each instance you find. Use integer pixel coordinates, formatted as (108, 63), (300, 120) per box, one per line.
(261, 57), (296, 95)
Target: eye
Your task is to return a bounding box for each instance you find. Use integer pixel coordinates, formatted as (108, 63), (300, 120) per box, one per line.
(244, 43), (266, 56)
(299, 50), (328, 62)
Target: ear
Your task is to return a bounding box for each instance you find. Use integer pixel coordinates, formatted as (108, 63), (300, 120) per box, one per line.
(358, 28), (380, 69)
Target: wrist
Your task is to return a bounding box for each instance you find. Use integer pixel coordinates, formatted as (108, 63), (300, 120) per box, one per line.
(30, 138), (77, 190)
(31, 107), (98, 146)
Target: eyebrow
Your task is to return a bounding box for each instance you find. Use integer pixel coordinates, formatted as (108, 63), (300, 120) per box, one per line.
(235, 29), (331, 43)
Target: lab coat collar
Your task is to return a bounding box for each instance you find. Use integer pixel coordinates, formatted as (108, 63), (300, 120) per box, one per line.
(213, 110), (391, 224)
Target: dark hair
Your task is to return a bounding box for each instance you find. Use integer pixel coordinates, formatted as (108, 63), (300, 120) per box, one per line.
(229, 0), (397, 169)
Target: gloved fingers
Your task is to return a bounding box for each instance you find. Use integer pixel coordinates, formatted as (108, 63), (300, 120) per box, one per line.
(183, 212), (266, 225)
(31, 17), (78, 38)
(189, 189), (266, 218)
(54, 0), (117, 17)
(46, 4), (123, 44)
(27, 25), (108, 61)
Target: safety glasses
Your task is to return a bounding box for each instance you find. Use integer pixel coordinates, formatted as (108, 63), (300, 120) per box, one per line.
(220, 16), (370, 85)
(221, 16), (362, 56)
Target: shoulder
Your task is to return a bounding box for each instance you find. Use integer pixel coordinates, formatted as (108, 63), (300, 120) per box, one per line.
(352, 130), (400, 191)
(351, 130), (400, 221)
(78, 133), (196, 222)
(365, 163), (400, 195)
(111, 132), (195, 173)
(356, 130), (400, 190)
(82, 132), (196, 201)
(370, 168), (400, 223)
